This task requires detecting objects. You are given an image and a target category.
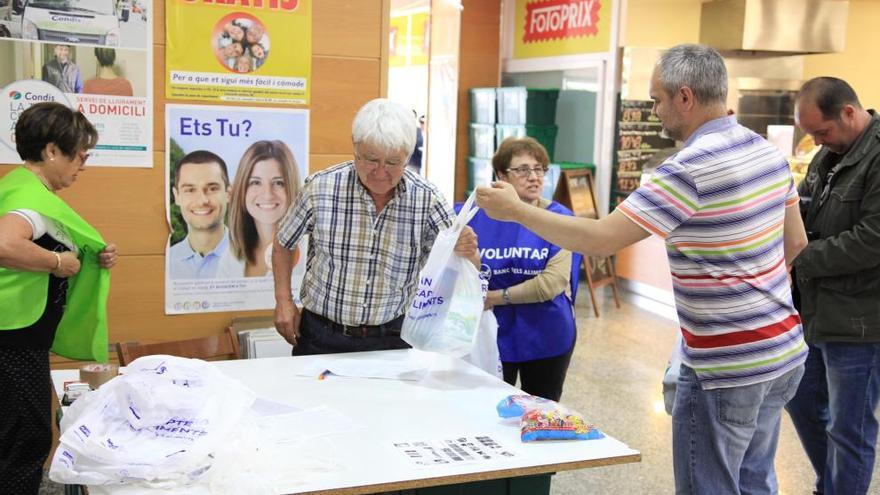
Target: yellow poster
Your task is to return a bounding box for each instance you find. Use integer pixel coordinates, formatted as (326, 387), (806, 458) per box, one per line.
(166, 0), (311, 104)
(513, 0), (611, 59)
(410, 13), (429, 66)
(389, 15), (409, 67)
(389, 12), (429, 68)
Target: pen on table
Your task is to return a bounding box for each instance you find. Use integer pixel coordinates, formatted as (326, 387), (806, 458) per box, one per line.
(318, 370), (330, 380)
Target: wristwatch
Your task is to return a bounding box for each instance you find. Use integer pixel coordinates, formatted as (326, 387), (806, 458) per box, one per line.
(502, 288), (512, 305)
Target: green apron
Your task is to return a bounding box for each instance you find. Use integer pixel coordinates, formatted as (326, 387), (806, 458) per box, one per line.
(0, 167), (110, 361)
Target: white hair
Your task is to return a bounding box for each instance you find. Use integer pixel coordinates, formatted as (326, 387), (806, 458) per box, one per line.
(351, 98), (417, 158)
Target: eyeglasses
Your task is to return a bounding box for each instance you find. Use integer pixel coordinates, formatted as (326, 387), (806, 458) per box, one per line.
(355, 154), (406, 172)
(506, 166), (548, 178)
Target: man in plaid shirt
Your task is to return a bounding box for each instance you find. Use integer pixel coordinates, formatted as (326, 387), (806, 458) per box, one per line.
(272, 99), (479, 355)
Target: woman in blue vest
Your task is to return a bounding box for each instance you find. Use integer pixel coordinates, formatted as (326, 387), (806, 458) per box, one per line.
(0, 103), (118, 494)
(468, 137), (580, 401)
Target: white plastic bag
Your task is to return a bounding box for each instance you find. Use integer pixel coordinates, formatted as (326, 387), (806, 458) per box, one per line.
(401, 192), (484, 357)
(662, 333), (683, 415)
(464, 310), (503, 378)
(50, 355), (255, 488)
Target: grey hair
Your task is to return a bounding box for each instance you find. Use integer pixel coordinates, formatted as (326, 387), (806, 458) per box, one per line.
(656, 44), (728, 104)
(351, 98), (417, 158)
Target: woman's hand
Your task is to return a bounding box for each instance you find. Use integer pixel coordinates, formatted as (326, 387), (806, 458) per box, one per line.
(52, 251), (81, 278)
(98, 243), (119, 269)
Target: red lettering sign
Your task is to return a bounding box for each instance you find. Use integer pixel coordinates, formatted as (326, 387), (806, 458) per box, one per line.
(181, 0), (299, 12)
(523, 0), (601, 43)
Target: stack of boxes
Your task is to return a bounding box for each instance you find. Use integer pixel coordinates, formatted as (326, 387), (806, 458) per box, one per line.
(467, 87), (561, 197)
(495, 87), (560, 161)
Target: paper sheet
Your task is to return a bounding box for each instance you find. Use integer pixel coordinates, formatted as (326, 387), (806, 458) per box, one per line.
(391, 435), (519, 467)
(293, 353), (433, 381)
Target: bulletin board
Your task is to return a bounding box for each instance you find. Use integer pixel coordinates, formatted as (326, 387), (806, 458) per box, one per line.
(554, 168), (598, 219)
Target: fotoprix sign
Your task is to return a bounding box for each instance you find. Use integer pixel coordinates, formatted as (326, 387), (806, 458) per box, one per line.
(513, 0), (612, 59)
(523, 0), (601, 43)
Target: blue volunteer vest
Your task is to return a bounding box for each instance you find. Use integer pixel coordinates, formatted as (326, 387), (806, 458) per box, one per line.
(460, 201), (580, 362)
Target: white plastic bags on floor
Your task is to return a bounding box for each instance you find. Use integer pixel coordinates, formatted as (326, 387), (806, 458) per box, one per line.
(401, 193), (485, 357)
(50, 355), (255, 489)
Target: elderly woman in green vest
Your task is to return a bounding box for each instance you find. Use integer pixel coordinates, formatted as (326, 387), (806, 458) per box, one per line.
(0, 102), (117, 494)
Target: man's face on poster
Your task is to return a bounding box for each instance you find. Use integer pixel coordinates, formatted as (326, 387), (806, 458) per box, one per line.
(173, 161), (229, 233)
(54, 45), (70, 63)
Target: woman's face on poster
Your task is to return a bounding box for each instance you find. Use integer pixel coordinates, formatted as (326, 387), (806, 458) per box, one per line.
(245, 158), (287, 225)
(225, 22), (245, 41)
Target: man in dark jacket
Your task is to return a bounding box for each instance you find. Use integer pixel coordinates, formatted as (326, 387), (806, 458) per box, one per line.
(786, 77), (880, 495)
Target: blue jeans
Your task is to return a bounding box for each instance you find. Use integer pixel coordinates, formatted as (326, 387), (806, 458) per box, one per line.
(784, 342), (880, 495)
(673, 364), (804, 495)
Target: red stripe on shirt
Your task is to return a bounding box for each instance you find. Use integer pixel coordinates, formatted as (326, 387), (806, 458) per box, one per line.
(682, 313), (801, 349)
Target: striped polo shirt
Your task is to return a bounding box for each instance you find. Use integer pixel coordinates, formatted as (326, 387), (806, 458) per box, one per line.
(618, 116), (807, 389)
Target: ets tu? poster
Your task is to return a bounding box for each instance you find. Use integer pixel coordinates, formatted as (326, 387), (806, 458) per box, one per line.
(165, 104), (308, 314)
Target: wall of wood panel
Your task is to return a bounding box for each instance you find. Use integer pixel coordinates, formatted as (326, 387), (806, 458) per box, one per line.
(453, 0), (501, 202)
(0, 0), (390, 364)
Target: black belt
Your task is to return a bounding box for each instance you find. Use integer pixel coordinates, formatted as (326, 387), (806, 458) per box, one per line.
(305, 310), (404, 339)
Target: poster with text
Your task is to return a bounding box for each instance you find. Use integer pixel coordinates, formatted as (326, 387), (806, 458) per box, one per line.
(166, 0), (311, 104)
(0, 4), (153, 167)
(165, 104), (309, 314)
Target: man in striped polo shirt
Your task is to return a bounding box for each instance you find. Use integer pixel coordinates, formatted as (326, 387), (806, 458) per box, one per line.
(476, 44), (809, 494)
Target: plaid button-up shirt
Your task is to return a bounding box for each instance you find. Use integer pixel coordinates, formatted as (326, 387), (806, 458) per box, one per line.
(277, 161), (454, 326)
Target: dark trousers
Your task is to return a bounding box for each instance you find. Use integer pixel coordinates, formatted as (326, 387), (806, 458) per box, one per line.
(0, 347), (52, 495)
(502, 342), (575, 402)
(292, 310), (410, 356)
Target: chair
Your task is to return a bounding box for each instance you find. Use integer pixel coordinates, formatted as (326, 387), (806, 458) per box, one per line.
(115, 327), (241, 366)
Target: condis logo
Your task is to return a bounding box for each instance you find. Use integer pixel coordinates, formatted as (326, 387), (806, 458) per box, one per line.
(523, 0), (601, 43)
(7, 91), (55, 102)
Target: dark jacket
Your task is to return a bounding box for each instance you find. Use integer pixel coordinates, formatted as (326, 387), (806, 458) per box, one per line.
(41, 59), (82, 94)
(794, 110), (880, 342)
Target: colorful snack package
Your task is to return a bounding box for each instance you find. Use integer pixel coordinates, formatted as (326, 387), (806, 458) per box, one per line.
(520, 408), (605, 442)
(496, 394), (605, 442)
(496, 394), (556, 418)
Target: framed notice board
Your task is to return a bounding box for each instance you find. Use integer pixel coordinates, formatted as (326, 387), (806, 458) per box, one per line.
(552, 169), (621, 317)
(553, 169), (598, 219)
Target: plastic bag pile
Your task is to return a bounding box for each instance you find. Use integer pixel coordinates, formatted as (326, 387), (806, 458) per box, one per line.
(50, 355), (256, 490)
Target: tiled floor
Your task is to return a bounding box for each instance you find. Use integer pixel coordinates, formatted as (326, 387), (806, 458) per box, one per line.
(550, 286), (880, 495)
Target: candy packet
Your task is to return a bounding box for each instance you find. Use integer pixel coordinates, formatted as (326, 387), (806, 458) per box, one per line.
(496, 394), (605, 442)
